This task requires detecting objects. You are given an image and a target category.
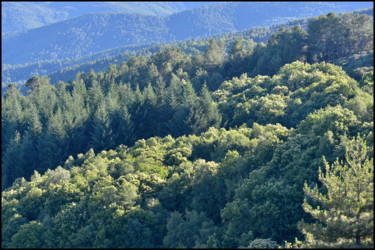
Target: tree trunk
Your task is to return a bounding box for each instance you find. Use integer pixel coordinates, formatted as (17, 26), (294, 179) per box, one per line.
(355, 213), (361, 246)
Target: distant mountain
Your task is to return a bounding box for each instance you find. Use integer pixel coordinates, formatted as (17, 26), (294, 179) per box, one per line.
(1, 16), (307, 86)
(2, 2), (373, 66)
(3, 6), (373, 88)
(2, 13), (169, 65)
(166, 2), (374, 40)
(1, 2), (219, 35)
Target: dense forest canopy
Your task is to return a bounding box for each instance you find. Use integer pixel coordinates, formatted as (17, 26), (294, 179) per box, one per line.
(1, 7), (374, 249)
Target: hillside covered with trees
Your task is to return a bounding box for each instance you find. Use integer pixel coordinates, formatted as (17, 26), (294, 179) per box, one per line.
(0, 20), (283, 87)
(1, 8), (374, 249)
(2, 2), (372, 66)
(2, 7), (372, 90)
(1, 1), (213, 35)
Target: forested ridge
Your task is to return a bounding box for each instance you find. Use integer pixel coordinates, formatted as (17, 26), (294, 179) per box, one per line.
(2, 7), (372, 87)
(1, 2), (205, 35)
(1, 10), (374, 248)
(2, 2), (372, 66)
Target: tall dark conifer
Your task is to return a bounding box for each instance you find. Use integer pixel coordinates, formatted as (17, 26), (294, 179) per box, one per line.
(89, 101), (114, 152)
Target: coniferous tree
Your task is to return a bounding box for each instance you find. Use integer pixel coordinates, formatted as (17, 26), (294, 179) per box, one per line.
(25, 105), (43, 138)
(66, 80), (90, 154)
(25, 76), (50, 92)
(2, 131), (22, 189)
(166, 73), (182, 111)
(295, 135), (373, 248)
(87, 79), (104, 115)
(37, 108), (68, 173)
(204, 39), (226, 71)
(180, 80), (198, 135)
(136, 83), (158, 139)
(181, 80), (197, 108)
(90, 101), (114, 152)
(17, 105), (44, 180)
(189, 83), (222, 135)
(224, 38), (250, 78)
(112, 104), (135, 146)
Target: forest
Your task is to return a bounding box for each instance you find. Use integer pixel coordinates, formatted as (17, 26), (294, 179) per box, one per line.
(1, 10), (374, 248)
(2, 7), (372, 87)
(2, 7), (372, 91)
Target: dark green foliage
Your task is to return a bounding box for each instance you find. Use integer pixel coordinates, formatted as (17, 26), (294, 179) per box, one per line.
(90, 101), (115, 152)
(189, 84), (222, 135)
(9, 221), (48, 248)
(2, 131), (24, 190)
(333, 50), (373, 82)
(307, 12), (373, 63)
(163, 210), (216, 248)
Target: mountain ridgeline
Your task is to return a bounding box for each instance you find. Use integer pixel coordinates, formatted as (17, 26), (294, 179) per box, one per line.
(2, 2), (373, 65)
(2, 7), (373, 89)
(1, 1), (216, 35)
(1, 19), (298, 87)
(2, 9), (373, 95)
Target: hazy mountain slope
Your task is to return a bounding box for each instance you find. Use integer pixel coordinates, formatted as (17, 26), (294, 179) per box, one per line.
(1, 2), (69, 36)
(1, 17), (309, 86)
(167, 2), (374, 40)
(2, 2), (373, 66)
(1, 1), (188, 35)
(1, 2), (221, 36)
(2, 13), (169, 65)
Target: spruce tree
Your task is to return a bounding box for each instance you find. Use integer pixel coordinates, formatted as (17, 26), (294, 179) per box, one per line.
(166, 73), (181, 111)
(37, 108), (68, 173)
(89, 101), (114, 152)
(189, 83), (222, 135)
(113, 104), (135, 146)
(2, 131), (22, 189)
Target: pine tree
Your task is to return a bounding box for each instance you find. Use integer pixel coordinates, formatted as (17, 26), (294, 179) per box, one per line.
(66, 80), (90, 155)
(166, 73), (182, 111)
(2, 85), (25, 153)
(89, 101), (114, 152)
(296, 135), (373, 248)
(138, 84), (158, 138)
(189, 84), (222, 135)
(204, 38), (226, 71)
(113, 104), (135, 146)
(2, 131), (22, 189)
(25, 76), (50, 92)
(19, 105), (43, 181)
(25, 105), (43, 138)
(229, 39), (247, 61)
(37, 108), (68, 173)
(225, 39), (248, 77)
(87, 79), (104, 115)
(181, 80), (197, 108)
(154, 77), (167, 106)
